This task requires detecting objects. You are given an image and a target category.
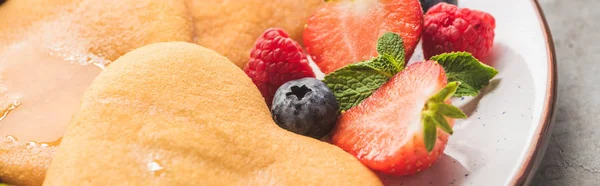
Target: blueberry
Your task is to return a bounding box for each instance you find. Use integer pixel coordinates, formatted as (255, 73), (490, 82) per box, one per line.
(271, 78), (339, 139)
(0, 0), (5, 5)
(420, 0), (458, 12)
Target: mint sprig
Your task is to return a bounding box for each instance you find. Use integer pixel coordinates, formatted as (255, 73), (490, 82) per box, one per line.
(320, 33), (497, 152)
(422, 81), (467, 152)
(376, 33), (406, 67)
(323, 33), (405, 111)
(323, 34), (498, 114)
(430, 52), (498, 97)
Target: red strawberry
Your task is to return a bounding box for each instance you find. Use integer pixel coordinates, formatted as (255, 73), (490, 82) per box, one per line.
(303, 0), (423, 74)
(331, 60), (466, 176)
(244, 28), (316, 107)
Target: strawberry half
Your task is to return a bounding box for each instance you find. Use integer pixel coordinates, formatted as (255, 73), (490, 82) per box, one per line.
(331, 60), (466, 176)
(303, 0), (423, 74)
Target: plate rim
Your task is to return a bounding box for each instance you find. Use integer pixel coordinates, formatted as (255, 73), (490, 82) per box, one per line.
(510, 0), (558, 185)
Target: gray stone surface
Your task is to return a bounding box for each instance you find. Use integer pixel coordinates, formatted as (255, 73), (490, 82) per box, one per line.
(531, 0), (600, 185)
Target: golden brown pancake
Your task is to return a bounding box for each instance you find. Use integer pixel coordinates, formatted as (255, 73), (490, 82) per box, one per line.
(188, 0), (322, 67)
(0, 1), (190, 185)
(0, 0), (320, 185)
(42, 42), (381, 186)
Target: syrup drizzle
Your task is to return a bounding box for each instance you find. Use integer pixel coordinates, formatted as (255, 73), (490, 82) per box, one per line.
(3, 135), (63, 147)
(0, 39), (104, 143)
(6, 135), (16, 141)
(0, 100), (20, 122)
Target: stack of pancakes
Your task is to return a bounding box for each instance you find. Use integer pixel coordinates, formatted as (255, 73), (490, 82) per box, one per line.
(0, 0), (382, 185)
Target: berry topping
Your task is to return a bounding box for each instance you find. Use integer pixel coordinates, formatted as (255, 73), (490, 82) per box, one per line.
(419, 0), (457, 12)
(271, 78), (339, 139)
(324, 33), (407, 111)
(322, 33), (496, 176)
(303, 0), (423, 74)
(422, 3), (496, 60)
(331, 60), (466, 176)
(244, 28), (316, 107)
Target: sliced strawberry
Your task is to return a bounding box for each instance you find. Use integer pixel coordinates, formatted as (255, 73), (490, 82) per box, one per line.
(331, 60), (465, 176)
(303, 0), (423, 74)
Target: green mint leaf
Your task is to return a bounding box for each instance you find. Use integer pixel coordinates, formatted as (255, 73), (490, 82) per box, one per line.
(431, 52), (498, 97)
(454, 83), (478, 97)
(323, 33), (406, 111)
(422, 114), (437, 152)
(324, 58), (394, 111)
(430, 81), (460, 102)
(437, 103), (467, 119)
(361, 56), (403, 77)
(376, 32), (405, 68)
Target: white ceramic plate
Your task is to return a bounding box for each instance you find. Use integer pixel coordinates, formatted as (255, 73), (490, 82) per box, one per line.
(360, 0), (556, 185)
(0, 0), (556, 185)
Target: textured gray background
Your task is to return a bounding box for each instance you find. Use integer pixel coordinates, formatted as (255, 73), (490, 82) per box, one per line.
(531, 0), (600, 185)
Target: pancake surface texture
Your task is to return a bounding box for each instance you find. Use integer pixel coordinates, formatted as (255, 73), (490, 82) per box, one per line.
(0, 0), (321, 185)
(43, 42), (382, 186)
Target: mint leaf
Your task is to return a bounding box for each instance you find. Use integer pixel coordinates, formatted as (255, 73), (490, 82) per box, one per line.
(376, 32), (405, 67)
(324, 57), (396, 111)
(431, 52), (498, 97)
(323, 33), (406, 111)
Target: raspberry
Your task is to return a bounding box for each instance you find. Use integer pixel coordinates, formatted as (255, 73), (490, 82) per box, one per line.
(244, 28), (315, 107)
(422, 3), (496, 60)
